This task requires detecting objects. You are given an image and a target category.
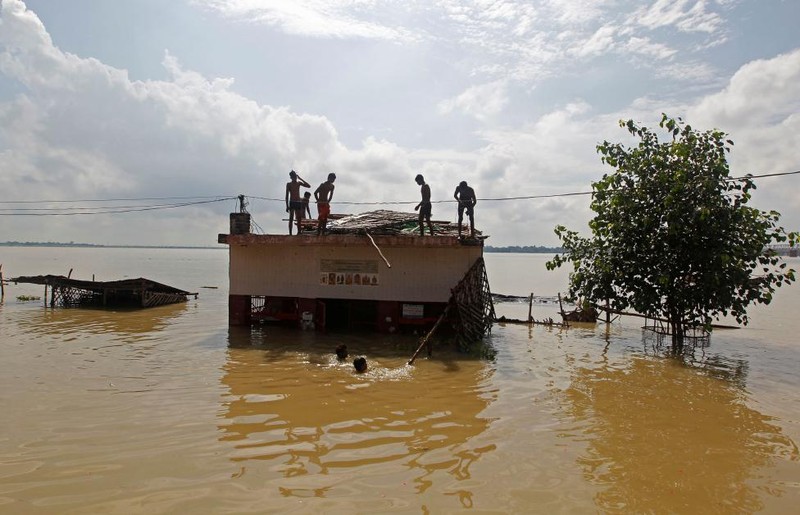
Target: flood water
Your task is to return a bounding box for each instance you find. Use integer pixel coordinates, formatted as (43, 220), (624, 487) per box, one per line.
(1, 248), (799, 514)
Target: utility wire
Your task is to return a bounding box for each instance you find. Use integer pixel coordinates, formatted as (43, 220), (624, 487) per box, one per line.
(0, 197), (235, 216)
(0, 170), (796, 215)
(0, 195), (236, 204)
(247, 170), (799, 206)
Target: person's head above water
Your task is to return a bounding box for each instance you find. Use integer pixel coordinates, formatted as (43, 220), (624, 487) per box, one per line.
(335, 344), (348, 360)
(353, 356), (368, 373)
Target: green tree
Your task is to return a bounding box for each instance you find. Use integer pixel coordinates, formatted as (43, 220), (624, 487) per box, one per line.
(547, 115), (797, 351)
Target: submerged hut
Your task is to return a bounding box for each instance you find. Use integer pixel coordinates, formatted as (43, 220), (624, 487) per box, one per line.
(11, 275), (196, 308)
(218, 210), (494, 342)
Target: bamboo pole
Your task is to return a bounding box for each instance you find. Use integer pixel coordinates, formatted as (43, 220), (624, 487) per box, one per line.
(596, 305), (738, 330)
(527, 292), (533, 322)
(365, 231), (391, 268)
(408, 303), (451, 365)
(0, 264), (4, 298)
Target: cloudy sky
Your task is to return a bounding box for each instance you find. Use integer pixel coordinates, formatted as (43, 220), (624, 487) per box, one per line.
(1, 0), (798, 247)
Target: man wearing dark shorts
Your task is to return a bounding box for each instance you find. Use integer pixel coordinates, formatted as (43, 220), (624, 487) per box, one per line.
(414, 174), (434, 236)
(285, 170), (310, 235)
(453, 180), (477, 238)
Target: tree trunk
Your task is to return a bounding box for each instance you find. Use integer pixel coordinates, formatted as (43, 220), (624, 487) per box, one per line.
(667, 304), (685, 353)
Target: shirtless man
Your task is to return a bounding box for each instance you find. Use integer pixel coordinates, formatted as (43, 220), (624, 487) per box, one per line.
(414, 174), (434, 236)
(453, 180), (477, 238)
(285, 170), (310, 235)
(314, 173), (336, 235)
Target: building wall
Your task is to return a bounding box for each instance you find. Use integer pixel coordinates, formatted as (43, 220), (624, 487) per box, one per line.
(229, 240), (482, 303)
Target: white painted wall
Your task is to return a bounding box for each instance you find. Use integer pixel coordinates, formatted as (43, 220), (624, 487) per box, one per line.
(229, 240), (482, 302)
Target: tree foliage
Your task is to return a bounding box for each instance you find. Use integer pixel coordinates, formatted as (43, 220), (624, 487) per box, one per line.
(547, 114), (797, 349)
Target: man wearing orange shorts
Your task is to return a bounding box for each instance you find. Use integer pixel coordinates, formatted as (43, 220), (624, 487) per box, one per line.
(314, 173), (336, 235)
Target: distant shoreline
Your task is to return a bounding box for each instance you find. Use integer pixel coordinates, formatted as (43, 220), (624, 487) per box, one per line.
(484, 245), (563, 254)
(2, 241), (561, 253)
(0, 242), (223, 250)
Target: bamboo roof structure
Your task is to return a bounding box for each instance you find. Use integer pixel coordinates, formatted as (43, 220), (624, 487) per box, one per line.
(326, 210), (483, 239)
(11, 275), (196, 308)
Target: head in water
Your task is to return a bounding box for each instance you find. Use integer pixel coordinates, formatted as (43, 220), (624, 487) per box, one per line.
(335, 344), (348, 360)
(353, 356), (368, 373)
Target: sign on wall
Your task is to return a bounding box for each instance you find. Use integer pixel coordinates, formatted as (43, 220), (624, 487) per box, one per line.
(402, 304), (424, 318)
(319, 259), (379, 287)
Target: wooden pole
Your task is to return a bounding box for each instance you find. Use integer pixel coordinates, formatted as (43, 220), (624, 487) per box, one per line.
(0, 264), (4, 298)
(527, 292), (533, 322)
(597, 305), (738, 330)
(605, 299), (610, 324)
(365, 231), (391, 268)
(408, 304), (451, 365)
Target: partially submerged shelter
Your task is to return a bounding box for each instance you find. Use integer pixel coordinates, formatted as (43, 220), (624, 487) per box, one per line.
(218, 210), (494, 341)
(11, 275), (196, 308)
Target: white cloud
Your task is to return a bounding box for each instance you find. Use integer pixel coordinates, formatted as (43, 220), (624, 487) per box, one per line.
(569, 25), (617, 58)
(0, 0), (359, 243)
(689, 48), (800, 222)
(437, 80), (509, 121)
(193, 0), (415, 41)
(624, 36), (677, 60)
(632, 0), (725, 34)
(1, 0), (797, 248)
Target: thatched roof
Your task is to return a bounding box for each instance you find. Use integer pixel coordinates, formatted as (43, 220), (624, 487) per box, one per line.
(11, 275), (192, 294)
(327, 210), (480, 238)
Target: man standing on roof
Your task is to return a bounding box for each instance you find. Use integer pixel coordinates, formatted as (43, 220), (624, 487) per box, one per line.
(453, 180), (477, 238)
(314, 173), (336, 235)
(414, 174), (434, 236)
(286, 170), (310, 235)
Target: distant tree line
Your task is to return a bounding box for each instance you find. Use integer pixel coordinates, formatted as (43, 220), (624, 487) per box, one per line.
(484, 245), (563, 254)
(0, 241), (101, 247)
(0, 241), (220, 249)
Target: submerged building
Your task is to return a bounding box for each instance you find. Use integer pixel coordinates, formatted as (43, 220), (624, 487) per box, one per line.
(218, 210), (494, 341)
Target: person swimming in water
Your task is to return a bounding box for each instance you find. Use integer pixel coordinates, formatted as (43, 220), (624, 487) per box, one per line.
(353, 356), (368, 373)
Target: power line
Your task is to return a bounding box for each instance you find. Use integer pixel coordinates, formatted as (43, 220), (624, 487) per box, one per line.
(0, 197), (236, 216)
(732, 170), (800, 180)
(0, 195), (236, 204)
(248, 170), (799, 206)
(0, 170), (796, 215)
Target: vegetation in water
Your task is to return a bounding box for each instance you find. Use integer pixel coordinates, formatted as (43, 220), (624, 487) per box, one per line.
(547, 114), (797, 351)
(16, 295), (41, 302)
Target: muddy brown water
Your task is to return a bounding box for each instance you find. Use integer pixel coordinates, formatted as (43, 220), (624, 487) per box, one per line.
(1, 248), (798, 513)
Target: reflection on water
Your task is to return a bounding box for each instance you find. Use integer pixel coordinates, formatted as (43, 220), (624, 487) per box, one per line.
(563, 350), (799, 513)
(218, 330), (496, 504)
(11, 302), (190, 343)
(641, 330), (751, 386)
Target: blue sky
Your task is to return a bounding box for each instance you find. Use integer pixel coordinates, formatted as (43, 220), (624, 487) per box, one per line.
(1, 0), (798, 246)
